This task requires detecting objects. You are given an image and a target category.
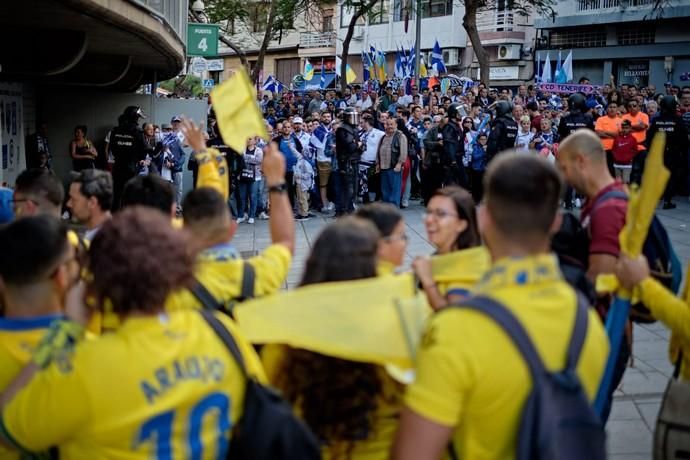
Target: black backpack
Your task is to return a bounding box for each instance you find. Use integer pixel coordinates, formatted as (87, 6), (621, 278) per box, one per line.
(200, 309), (322, 460)
(554, 190), (682, 323)
(450, 296), (606, 460)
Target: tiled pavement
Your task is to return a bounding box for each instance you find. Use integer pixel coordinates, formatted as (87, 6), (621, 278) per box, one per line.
(232, 197), (690, 458)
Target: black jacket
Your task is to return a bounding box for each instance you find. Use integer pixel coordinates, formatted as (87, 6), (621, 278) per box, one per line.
(441, 120), (462, 165)
(557, 111), (594, 141)
(647, 114), (689, 165)
(111, 123), (146, 176)
(486, 116), (518, 163)
(335, 124), (360, 168)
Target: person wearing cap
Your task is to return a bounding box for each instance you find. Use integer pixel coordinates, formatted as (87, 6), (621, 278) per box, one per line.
(379, 86), (394, 112)
(110, 106), (147, 210)
(292, 117), (311, 153)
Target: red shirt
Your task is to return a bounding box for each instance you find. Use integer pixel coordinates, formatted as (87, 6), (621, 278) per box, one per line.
(580, 181), (628, 257)
(611, 133), (638, 165)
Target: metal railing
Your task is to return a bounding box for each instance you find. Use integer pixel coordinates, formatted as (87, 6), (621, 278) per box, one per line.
(577, 0), (656, 11)
(299, 31), (337, 48)
(127, 0), (188, 43)
(476, 11), (514, 31)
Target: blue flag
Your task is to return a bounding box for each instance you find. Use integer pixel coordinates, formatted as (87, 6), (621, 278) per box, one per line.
(431, 39), (446, 74)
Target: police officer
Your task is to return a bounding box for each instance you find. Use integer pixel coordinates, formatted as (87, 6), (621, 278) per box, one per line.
(334, 107), (361, 217)
(486, 100), (518, 164)
(110, 106), (146, 210)
(441, 103), (467, 187)
(558, 93), (594, 140)
(558, 93), (594, 210)
(648, 96), (689, 209)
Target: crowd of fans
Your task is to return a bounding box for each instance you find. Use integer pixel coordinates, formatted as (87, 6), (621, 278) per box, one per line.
(0, 76), (688, 459)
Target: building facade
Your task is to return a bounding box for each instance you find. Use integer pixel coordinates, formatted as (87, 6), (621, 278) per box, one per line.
(334, 0), (537, 86)
(535, 0), (690, 89)
(218, 1), (337, 87)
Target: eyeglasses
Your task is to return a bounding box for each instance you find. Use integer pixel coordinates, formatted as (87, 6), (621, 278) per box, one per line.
(11, 198), (38, 212)
(383, 233), (409, 243)
(423, 209), (459, 219)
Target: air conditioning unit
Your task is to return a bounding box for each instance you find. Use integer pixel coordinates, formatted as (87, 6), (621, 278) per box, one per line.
(497, 44), (521, 60)
(442, 48), (460, 66)
(352, 26), (364, 41)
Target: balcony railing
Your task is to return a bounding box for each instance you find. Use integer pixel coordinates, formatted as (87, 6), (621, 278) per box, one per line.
(577, 0), (655, 11)
(476, 12), (514, 32)
(299, 32), (336, 48)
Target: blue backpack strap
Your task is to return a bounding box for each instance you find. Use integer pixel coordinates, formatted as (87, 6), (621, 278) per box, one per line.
(565, 294), (590, 371)
(592, 189), (628, 212)
(459, 297), (546, 379)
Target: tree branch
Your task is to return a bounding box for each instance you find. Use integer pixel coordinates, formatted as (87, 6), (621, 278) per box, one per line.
(188, 9), (249, 69)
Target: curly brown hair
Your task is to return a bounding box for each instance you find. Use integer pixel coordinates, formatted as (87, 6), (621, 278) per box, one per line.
(274, 217), (383, 457)
(88, 207), (196, 315)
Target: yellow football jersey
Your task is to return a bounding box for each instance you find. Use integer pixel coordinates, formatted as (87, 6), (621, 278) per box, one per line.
(0, 314), (62, 460)
(405, 255), (609, 460)
(0, 309), (266, 459)
(165, 244), (291, 312)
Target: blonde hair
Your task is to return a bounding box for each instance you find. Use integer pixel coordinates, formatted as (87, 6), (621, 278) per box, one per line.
(519, 115), (531, 124)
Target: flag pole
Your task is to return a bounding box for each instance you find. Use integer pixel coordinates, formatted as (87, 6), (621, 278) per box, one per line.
(414, 0), (422, 88)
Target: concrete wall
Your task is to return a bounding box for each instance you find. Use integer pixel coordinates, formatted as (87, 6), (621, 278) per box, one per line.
(37, 89), (207, 194)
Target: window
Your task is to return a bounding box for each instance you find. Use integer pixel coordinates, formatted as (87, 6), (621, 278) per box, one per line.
(340, 4), (365, 28)
(250, 2), (270, 33)
(368, 0), (390, 25)
(617, 24), (654, 45)
(550, 27), (606, 48)
(421, 0), (453, 18)
(322, 9), (334, 32)
(394, 0), (413, 21)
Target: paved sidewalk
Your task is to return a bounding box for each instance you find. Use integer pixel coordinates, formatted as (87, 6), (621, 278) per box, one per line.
(232, 198), (690, 458)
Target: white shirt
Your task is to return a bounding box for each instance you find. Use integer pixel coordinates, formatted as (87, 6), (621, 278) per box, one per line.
(515, 129), (534, 152)
(357, 97), (373, 111)
(294, 130), (311, 153)
(360, 127), (385, 163)
(398, 95), (413, 106)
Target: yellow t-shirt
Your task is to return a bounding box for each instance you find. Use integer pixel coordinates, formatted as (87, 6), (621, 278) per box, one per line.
(0, 309), (266, 459)
(165, 243), (291, 312)
(639, 266), (690, 381)
(262, 344), (404, 460)
(0, 315), (62, 460)
(405, 254), (609, 460)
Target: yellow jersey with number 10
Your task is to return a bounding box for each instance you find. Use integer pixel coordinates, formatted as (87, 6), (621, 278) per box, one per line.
(0, 309), (266, 459)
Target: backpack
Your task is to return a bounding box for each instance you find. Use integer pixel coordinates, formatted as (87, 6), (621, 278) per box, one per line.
(199, 309), (322, 460)
(450, 295), (606, 460)
(588, 190), (682, 323)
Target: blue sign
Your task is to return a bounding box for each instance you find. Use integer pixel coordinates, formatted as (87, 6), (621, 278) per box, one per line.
(203, 79), (215, 88)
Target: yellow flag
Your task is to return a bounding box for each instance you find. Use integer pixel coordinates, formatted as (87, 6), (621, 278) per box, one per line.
(210, 68), (268, 153)
(346, 65), (357, 84)
(431, 246), (491, 285)
(234, 274), (431, 369)
(619, 132), (668, 259)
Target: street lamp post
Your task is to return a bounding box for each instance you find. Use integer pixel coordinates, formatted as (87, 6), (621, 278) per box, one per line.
(414, 0), (422, 88)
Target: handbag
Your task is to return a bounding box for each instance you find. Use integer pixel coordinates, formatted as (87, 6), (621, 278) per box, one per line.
(654, 352), (690, 460)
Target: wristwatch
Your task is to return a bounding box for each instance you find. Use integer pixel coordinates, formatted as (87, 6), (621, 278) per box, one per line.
(268, 182), (288, 194)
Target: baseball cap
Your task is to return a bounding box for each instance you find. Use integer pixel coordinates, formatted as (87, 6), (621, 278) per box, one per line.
(171, 115), (182, 123)
(293, 117), (304, 124)
(161, 123), (172, 130)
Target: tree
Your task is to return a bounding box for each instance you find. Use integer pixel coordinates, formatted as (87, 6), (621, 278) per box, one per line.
(339, 0), (379, 93)
(205, 0), (330, 83)
(460, 0), (555, 87)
